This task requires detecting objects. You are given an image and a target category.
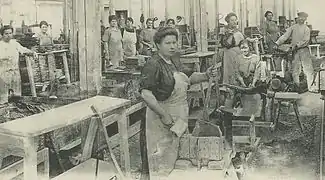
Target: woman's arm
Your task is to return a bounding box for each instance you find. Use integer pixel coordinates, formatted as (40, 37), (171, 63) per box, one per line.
(141, 90), (173, 125)
(189, 72), (209, 85)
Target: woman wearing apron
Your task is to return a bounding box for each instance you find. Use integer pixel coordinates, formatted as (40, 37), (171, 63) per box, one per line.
(139, 18), (157, 56)
(139, 27), (218, 180)
(261, 11), (280, 54)
(122, 17), (137, 57)
(33, 21), (53, 46)
(103, 15), (124, 68)
(0, 25), (37, 103)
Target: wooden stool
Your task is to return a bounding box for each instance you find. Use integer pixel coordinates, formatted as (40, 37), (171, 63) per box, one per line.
(272, 92), (304, 132)
(309, 44), (321, 59)
(52, 158), (118, 180)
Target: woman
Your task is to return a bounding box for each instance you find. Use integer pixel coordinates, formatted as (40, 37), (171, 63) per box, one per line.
(166, 18), (182, 49)
(122, 17), (137, 57)
(0, 25), (37, 103)
(139, 27), (217, 179)
(235, 40), (260, 87)
(33, 20), (53, 46)
(220, 13), (245, 85)
(139, 18), (157, 56)
(103, 15), (123, 68)
(261, 11), (279, 54)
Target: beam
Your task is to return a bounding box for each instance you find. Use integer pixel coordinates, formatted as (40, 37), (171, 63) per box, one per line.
(273, 0), (277, 23)
(148, 0), (153, 18)
(129, 0), (132, 17)
(194, 0), (208, 52)
(288, 0), (292, 26)
(260, 0), (264, 27)
(63, 0), (69, 39)
(164, 0), (168, 20)
(77, 0), (102, 95)
(282, 0), (285, 16)
(109, 0), (115, 15)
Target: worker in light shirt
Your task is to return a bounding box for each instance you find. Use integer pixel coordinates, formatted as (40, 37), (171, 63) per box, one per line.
(0, 25), (38, 103)
(274, 12), (316, 93)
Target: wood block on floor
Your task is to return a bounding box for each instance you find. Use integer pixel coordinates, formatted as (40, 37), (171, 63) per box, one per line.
(208, 160), (224, 170)
(189, 136), (198, 160)
(198, 137), (223, 161)
(175, 160), (193, 170)
(51, 158), (119, 180)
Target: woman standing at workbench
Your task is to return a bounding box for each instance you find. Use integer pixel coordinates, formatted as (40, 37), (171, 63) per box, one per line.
(261, 11), (280, 54)
(139, 18), (157, 56)
(220, 13), (245, 86)
(122, 17), (137, 57)
(0, 25), (37, 103)
(33, 20), (53, 46)
(139, 27), (218, 180)
(103, 15), (124, 68)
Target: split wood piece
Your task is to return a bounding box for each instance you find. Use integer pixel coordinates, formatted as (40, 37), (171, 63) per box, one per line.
(25, 55), (37, 97)
(249, 115), (256, 146)
(90, 105), (127, 179)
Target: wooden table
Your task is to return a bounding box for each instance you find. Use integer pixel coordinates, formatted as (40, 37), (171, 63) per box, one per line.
(180, 51), (217, 72)
(0, 96), (131, 180)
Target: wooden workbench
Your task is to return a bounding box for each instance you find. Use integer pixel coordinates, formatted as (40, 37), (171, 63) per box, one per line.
(0, 96), (131, 180)
(180, 51), (217, 72)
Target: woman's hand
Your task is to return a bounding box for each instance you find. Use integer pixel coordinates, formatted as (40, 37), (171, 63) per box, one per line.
(161, 113), (174, 127)
(206, 65), (218, 78)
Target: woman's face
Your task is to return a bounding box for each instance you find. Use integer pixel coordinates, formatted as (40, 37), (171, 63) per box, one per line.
(167, 21), (175, 28)
(266, 13), (273, 21)
(147, 20), (153, 28)
(41, 24), (48, 33)
(157, 35), (178, 57)
(110, 19), (118, 27)
(240, 43), (250, 56)
(228, 16), (238, 28)
(126, 19), (133, 28)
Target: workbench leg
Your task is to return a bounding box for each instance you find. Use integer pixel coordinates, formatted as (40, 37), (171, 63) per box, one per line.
(293, 101), (305, 132)
(23, 137), (38, 180)
(61, 52), (71, 84)
(118, 111), (131, 177)
(42, 148), (50, 180)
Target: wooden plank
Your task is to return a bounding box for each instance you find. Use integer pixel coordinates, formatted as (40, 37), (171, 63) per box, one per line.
(249, 115), (256, 146)
(77, 0), (87, 92)
(179, 135), (190, 159)
(47, 53), (56, 81)
(0, 148), (49, 180)
(25, 56), (37, 97)
(61, 52), (71, 84)
(52, 159), (118, 180)
(81, 117), (98, 162)
(181, 51), (215, 58)
(23, 137), (38, 180)
(233, 120), (272, 128)
(0, 96), (130, 137)
(117, 110), (131, 176)
(189, 136), (198, 159)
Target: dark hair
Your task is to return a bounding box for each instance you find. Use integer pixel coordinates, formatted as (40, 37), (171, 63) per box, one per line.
(166, 19), (175, 25)
(225, 12), (237, 23)
(39, 21), (49, 28)
(146, 18), (153, 24)
(109, 15), (117, 23)
(0, 25), (13, 36)
(239, 39), (249, 48)
(126, 17), (134, 24)
(264, 11), (273, 18)
(153, 27), (178, 45)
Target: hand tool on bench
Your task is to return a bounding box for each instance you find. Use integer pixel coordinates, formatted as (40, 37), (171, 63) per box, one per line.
(91, 105), (126, 180)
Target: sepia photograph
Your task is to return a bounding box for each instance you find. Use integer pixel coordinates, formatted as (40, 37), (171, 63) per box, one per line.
(0, 0), (324, 179)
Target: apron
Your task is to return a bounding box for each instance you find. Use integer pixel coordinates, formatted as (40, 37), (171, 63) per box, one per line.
(108, 29), (124, 67)
(146, 72), (189, 180)
(223, 47), (242, 85)
(122, 29), (137, 57)
(0, 57), (21, 104)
